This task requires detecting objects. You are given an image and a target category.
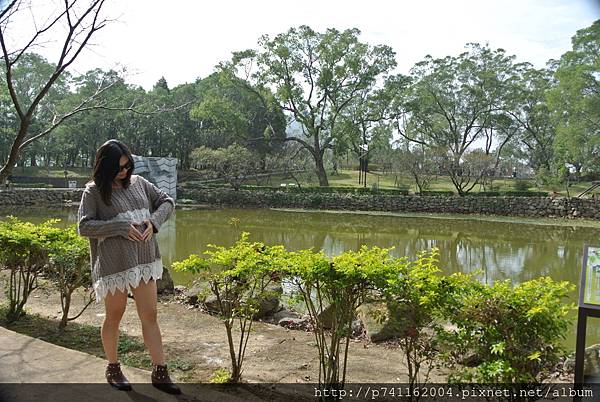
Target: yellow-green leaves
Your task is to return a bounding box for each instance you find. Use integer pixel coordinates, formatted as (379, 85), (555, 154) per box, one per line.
(442, 275), (575, 383)
(172, 254), (208, 275)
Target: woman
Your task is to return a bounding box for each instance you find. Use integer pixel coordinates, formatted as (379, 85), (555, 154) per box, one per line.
(77, 139), (180, 394)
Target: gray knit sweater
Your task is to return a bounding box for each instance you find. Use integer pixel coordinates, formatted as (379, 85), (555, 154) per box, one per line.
(77, 175), (175, 301)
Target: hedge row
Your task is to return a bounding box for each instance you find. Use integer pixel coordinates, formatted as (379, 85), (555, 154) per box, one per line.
(192, 184), (549, 197)
(266, 186), (410, 196)
(466, 191), (549, 197)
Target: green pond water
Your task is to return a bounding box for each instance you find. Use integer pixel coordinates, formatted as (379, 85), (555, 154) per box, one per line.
(2, 205), (600, 351)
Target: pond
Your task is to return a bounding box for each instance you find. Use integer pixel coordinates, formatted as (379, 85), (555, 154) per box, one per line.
(2, 205), (600, 351)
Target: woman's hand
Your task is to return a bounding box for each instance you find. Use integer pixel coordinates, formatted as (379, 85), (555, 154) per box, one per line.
(128, 224), (144, 242)
(141, 219), (154, 242)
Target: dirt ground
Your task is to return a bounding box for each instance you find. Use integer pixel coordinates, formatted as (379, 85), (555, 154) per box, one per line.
(0, 278), (447, 386)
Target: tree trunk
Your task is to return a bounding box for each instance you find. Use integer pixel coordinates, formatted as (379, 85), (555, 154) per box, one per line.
(59, 293), (72, 330)
(315, 156), (329, 187)
(260, 156), (267, 171)
(0, 124), (31, 183)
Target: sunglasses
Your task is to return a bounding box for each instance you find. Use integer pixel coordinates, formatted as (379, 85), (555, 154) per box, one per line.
(119, 162), (132, 172)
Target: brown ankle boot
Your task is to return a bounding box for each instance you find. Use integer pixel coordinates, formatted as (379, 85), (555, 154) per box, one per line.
(151, 364), (181, 394)
(105, 362), (132, 391)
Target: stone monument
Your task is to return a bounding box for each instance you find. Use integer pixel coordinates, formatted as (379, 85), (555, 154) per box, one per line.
(131, 155), (178, 200)
(132, 155), (178, 293)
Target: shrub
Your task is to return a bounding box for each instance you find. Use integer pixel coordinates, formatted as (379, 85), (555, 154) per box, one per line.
(376, 248), (448, 391)
(210, 367), (233, 384)
(283, 245), (398, 393)
(45, 226), (93, 329)
(439, 277), (575, 384)
(0, 217), (61, 323)
(419, 190), (455, 196)
(172, 232), (287, 383)
(0, 218), (93, 327)
(502, 191), (548, 197)
(468, 191), (501, 197)
(467, 191), (548, 197)
(513, 179), (531, 191)
(237, 185), (410, 196)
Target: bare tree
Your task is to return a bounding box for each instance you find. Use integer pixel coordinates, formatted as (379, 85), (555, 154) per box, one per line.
(264, 142), (312, 187)
(0, 0), (111, 183)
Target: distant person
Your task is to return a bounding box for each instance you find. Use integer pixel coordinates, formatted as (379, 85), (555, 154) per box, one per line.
(77, 139), (180, 394)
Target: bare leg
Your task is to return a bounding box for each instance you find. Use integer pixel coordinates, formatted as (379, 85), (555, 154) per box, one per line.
(131, 279), (165, 365)
(102, 289), (128, 363)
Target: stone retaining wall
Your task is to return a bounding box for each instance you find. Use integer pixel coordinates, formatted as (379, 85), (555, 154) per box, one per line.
(0, 188), (84, 206)
(2, 187), (600, 220)
(180, 187), (600, 219)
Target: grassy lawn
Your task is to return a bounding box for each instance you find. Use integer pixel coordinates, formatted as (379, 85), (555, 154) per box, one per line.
(250, 169), (598, 197)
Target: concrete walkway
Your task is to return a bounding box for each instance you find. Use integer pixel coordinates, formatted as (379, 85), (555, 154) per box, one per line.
(0, 326), (255, 402)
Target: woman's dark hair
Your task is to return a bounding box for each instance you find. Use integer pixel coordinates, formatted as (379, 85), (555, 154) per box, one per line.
(92, 139), (134, 205)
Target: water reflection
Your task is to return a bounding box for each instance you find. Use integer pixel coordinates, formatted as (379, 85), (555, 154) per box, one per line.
(2, 206), (599, 350)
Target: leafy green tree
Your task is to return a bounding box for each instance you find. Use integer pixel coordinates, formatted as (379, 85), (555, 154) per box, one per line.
(395, 145), (442, 193)
(190, 71), (286, 168)
(334, 75), (405, 179)
(55, 69), (138, 167)
(509, 67), (557, 173)
(191, 144), (261, 190)
(55, 71), (188, 167)
(548, 21), (600, 177)
(230, 26), (397, 186)
(169, 81), (204, 169)
(0, 53), (71, 167)
(0, 72), (15, 165)
(395, 44), (523, 195)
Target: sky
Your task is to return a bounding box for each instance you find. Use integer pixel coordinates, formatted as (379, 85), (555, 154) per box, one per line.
(2, 0), (599, 90)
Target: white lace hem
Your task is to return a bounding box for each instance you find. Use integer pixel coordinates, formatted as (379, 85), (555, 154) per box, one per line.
(93, 259), (163, 302)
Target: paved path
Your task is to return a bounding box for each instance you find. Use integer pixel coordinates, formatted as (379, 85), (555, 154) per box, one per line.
(0, 326), (254, 402)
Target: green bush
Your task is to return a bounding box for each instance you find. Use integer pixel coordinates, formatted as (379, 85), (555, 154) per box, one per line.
(171, 232), (575, 392)
(0, 218), (62, 322)
(502, 191), (548, 197)
(46, 226), (93, 329)
(439, 277), (575, 384)
(0, 218), (92, 326)
(468, 191), (501, 197)
(172, 233), (287, 383)
(284, 245), (400, 393)
(513, 179), (531, 192)
(238, 185), (410, 196)
(376, 248), (452, 390)
(467, 191), (549, 197)
(420, 190), (455, 196)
